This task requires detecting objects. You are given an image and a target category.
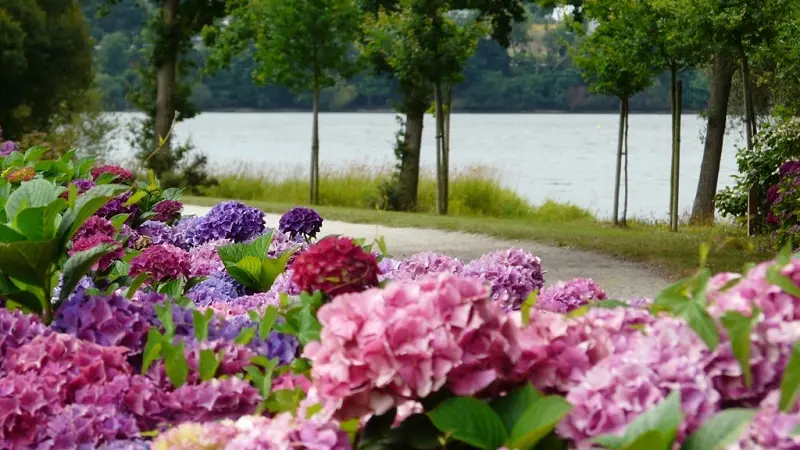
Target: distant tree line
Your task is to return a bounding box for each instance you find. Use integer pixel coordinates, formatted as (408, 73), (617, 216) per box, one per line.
(83, 0), (711, 113)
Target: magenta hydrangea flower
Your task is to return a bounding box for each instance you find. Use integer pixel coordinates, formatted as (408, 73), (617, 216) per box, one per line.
(279, 206), (324, 239)
(73, 215), (116, 242)
(0, 373), (62, 446)
(152, 199), (183, 223)
(189, 201), (266, 245)
(381, 252), (465, 282)
(129, 243), (191, 282)
(53, 292), (153, 354)
(96, 192), (140, 222)
(166, 377), (262, 423)
(462, 248), (545, 310)
(513, 306), (654, 393)
(305, 274), (519, 420)
(734, 390), (800, 449)
(188, 238), (230, 276)
(0, 309), (48, 359)
(69, 234), (124, 271)
(91, 165), (135, 184)
(557, 317), (720, 446)
(38, 404), (139, 450)
(536, 278), (607, 313)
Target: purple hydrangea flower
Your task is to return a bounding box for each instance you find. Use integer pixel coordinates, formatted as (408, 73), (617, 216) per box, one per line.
(136, 220), (184, 248)
(61, 179), (96, 199)
(153, 199), (183, 223)
(129, 244), (191, 283)
(536, 278), (607, 313)
(734, 390), (800, 449)
(212, 315), (298, 364)
(0, 140), (18, 156)
(279, 206), (323, 239)
(173, 216), (201, 249)
(50, 275), (94, 307)
(53, 292), (154, 354)
(96, 192), (140, 222)
(381, 252), (464, 282)
(780, 160), (800, 177)
(189, 201), (266, 245)
(269, 228), (308, 261)
(0, 309), (49, 360)
(558, 317), (720, 446)
(99, 439), (152, 450)
(187, 275), (240, 307)
(38, 404), (139, 449)
(463, 248), (545, 310)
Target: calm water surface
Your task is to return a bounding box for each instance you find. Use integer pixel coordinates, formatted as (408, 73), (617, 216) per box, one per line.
(112, 112), (743, 219)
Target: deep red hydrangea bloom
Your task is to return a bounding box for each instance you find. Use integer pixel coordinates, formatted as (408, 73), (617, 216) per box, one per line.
(91, 165), (135, 184)
(7, 167), (35, 183)
(73, 215), (116, 242)
(290, 236), (379, 298)
(69, 234), (124, 271)
(153, 199), (183, 223)
(129, 243), (191, 282)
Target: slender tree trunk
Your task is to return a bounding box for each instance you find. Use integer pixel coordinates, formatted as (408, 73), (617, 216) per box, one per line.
(153, 0), (179, 157)
(622, 98), (629, 227)
(742, 51), (755, 151)
(443, 84), (451, 214)
(690, 53), (736, 225)
(310, 78), (320, 204)
(671, 80), (683, 231)
(398, 97), (426, 211)
(613, 98), (625, 226)
(669, 63), (677, 230)
(434, 80), (447, 215)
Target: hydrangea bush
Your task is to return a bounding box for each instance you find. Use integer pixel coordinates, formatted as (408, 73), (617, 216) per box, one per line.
(2, 145), (800, 450)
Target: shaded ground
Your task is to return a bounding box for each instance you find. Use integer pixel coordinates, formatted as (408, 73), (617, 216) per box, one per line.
(184, 205), (668, 300)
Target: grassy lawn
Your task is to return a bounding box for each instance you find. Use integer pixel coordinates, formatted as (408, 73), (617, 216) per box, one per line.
(185, 195), (775, 280)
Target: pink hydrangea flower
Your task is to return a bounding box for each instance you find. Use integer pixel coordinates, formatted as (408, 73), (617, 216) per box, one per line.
(70, 234), (124, 271)
(188, 239), (230, 277)
(733, 390), (800, 449)
(380, 252), (464, 282)
(536, 278), (607, 313)
(304, 274), (520, 420)
(129, 243), (191, 282)
(558, 318), (720, 447)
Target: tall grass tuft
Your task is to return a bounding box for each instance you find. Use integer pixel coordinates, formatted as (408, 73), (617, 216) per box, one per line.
(200, 162), (595, 222)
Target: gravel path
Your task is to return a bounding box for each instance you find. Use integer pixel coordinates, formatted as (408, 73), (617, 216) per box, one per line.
(184, 205), (668, 300)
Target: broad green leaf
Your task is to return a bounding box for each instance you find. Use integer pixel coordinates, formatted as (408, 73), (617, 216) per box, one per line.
(508, 396), (573, 449)
(429, 397), (509, 450)
(158, 278), (185, 299)
(59, 243), (114, 302)
(680, 409), (756, 450)
(225, 265), (258, 290)
(622, 430), (671, 450)
(780, 342), (800, 411)
(765, 267), (800, 298)
(0, 239), (59, 287)
(720, 310), (757, 388)
(259, 306), (279, 338)
(235, 327), (256, 345)
(266, 388), (306, 414)
(618, 391), (682, 448)
(123, 190), (147, 207)
(161, 188), (183, 201)
(5, 179), (57, 222)
(0, 223), (26, 243)
(521, 291), (538, 326)
(154, 301), (175, 337)
(15, 207), (46, 240)
(1, 288), (44, 314)
(236, 256), (263, 282)
(142, 328), (164, 374)
(260, 250), (294, 291)
(777, 241), (793, 267)
(162, 340), (189, 388)
(491, 383), (542, 432)
(375, 236), (388, 256)
(193, 309), (215, 342)
(388, 413), (443, 450)
(198, 349), (221, 381)
(67, 183), (77, 207)
(126, 272), (149, 299)
(110, 214), (131, 230)
(692, 268), (712, 305)
(24, 146), (48, 163)
(362, 408), (398, 445)
(57, 184), (126, 243)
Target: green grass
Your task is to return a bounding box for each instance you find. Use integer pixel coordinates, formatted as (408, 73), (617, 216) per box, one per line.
(185, 192), (775, 280)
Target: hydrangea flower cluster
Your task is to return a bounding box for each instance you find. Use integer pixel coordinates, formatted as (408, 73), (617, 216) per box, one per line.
(153, 199), (183, 223)
(73, 215), (116, 242)
(305, 274), (519, 419)
(380, 251), (464, 282)
(188, 239), (230, 276)
(536, 277), (607, 313)
(91, 165), (135, 184)
(61, 178), (96, 198)
(290, 236), (379, 298)
(96, 192), (140, 221)
(69, 233), (124, 271)
(279, 206), (324, 239)
(0, 309), (49, 359)
(137, 220), (185, 248)
(129, 244), (191, 282)
(0, 139), (18, 156)
(189, 201), (265, 245)
(462, 248), (545, 310)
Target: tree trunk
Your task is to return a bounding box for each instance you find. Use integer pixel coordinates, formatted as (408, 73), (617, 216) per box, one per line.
(434, 80), (446, 215)
(690, 53), (736, 225)
(669, 63), (677, 230)
(671, 80), (683, 231)
(742, 51), (755, 151)
(153, 0), (179, 157)
(443, 84), (451, 214)
(398, 98), (426, 211)
(613, 98), (625, 226)
(310, 78), (320, 205)
(622, 98), (629, 227)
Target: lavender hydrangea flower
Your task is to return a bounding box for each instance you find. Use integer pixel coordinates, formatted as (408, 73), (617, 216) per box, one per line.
(734, 390), (800, 449)
(189, 201), (265, 245)
(188, 239), (230, 276)
(269, 228), (308, 261)
(136, 220), (184, 248)
(0, 140), (18, 156)
(61, 179), (96, 199)
(96, 192), (140, 222)
(279, 206), (323, 239)
(187, 276), (240, 307)
(51, 275), (94, 306)
(536, 278), (607, 313)
(381, 252), (464, 282)
(0, 309), (49, 359)
(213, 315), (298, 364)
(463, 248), (545, 310)
(99, 439), (152, 450)
(173, 215), (201, 249)
(152, 199), (183, 223)
(38, 404), (139, 449)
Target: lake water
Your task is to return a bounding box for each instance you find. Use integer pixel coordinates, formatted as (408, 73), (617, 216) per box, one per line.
(111, 112), (744, 219)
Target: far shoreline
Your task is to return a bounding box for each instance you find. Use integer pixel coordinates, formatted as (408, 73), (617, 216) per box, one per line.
(106, 108), (704, 115)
